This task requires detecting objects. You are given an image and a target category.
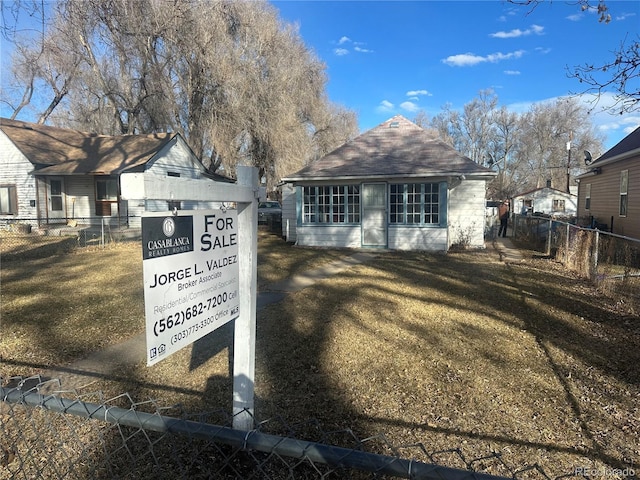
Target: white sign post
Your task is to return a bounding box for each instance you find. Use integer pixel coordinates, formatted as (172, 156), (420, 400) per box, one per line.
(121, 166), (261, 431)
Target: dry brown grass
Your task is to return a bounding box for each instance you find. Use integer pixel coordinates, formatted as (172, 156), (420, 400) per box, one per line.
(1, 232), (639, 478)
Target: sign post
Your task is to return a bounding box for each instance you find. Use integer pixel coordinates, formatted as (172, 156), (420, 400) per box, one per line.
(232, 167), (259, 430)
(121, 166), (261, 430)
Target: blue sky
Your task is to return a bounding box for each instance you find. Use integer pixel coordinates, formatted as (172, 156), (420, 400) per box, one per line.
(272, 0), (639, 150)
(1, 1), (637, 151)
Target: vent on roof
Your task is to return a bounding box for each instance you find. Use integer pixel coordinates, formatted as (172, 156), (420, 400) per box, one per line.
(389, 121), (400, 128)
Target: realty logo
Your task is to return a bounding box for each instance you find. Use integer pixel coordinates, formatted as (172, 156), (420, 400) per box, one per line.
(142, 215), (194, 259)
(162, 217), (176, 237)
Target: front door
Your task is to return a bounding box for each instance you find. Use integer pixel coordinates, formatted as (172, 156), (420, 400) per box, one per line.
(362, 183), (387, 247)
(48, 177), (66, 221)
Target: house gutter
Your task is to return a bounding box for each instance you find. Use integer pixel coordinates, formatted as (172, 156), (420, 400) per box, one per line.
(577, 146), (640, 177)
(281, 172), (496, 183)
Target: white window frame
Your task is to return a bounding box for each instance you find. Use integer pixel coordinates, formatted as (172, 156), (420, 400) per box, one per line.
(389, 183), (440, 225)
(0, 184), (18, 215)
(302, 185), (361, 224)
(620, 170), (628, 217)
(585, 184), (591, 211)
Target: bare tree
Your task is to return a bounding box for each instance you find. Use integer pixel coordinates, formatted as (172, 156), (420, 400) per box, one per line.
(486, 106), (520, 199)
(2, 0), (358, 190)
(508, 0), (639, 114)
(428, 91), (605, 198)
(515, 97), (604, 193)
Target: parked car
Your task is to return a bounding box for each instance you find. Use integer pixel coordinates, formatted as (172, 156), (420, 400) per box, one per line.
(258, 201), (282, 226)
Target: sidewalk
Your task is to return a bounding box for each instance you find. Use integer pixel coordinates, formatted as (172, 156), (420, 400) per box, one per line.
(492, 235), (524, 262)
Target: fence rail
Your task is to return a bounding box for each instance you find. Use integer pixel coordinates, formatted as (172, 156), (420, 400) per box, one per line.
(0, 376), (530, 480)
(512, 214), (640, 297)
(0, 217), (142, 256)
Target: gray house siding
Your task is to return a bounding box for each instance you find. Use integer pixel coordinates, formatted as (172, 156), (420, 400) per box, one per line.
(1, 120), (224, 232)
(281, 183), (297, 242)
(448, 179), (486, 248)
(578, 155), (640, 238)
(0, 130), (38, 225)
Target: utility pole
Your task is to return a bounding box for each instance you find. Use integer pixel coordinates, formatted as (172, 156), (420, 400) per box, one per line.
(566, 131), (572, 193)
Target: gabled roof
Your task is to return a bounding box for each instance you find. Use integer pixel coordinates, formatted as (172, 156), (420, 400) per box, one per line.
(594, 125), (640, 164)
(282, 115), (495, 182)
(0, 117), (185, 175)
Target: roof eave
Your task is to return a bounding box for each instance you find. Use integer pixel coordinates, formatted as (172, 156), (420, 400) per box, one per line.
(282, 171), (497, 183)
(592, 146), (640, 168)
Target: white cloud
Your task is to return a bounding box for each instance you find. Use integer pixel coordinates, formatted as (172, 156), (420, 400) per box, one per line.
(490, 24), (544, 38)
(400, 101), (420, 112)
(442, 50), (525, 67)
(504, 70), (521, 75)
(376, 100), (395, 113)
(442, 53), (485, 67)
(333, 37), (372, 55)
(406, 89), (432, 97)
(616, 12), (637, 21)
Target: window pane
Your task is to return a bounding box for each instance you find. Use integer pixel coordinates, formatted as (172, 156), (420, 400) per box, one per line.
(51, 196), (63, 211)
(423, 183), (440, 224)
(406, 184), (420, 224)
(0, 186), (16, 214)
(347, 185), (360, 223)
(389, 184), (404, 223)
(96, 178), (117, 200)
(318, 186), (331, 223)
(303, 186), (317, 223)
(50, 180), (62, 196)
(621, 170), (629, 194)
(332, 186), (345, 223)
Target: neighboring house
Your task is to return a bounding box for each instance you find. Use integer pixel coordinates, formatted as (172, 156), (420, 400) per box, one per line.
(280, 115), (496, 252)
(577, 125), (640, 238)
(512, 183), (578, 218)
(0, 118), (229, 231)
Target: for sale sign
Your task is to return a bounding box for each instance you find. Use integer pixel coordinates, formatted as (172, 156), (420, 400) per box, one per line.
(142, 209), (239, 366)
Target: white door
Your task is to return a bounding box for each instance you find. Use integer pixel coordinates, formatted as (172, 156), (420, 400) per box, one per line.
(362, 183), (387, 247)
(48, 177), (66, 221)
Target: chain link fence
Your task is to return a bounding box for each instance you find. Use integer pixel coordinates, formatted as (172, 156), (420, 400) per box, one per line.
(1, 376), (571, 480)
(0, 217), (141, 258)
(512, 214), (640, 299)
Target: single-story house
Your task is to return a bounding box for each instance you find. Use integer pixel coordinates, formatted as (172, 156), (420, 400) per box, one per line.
(577, 125), (640, 238)
(280, 115), (497, 252)
(0, 117), (230, 232)
(511, 183), (578, 218)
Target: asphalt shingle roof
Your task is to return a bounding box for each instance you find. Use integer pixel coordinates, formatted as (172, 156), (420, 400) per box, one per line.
(284, 115), (495, 181)
(594, 125), (640, 164)
(0, 117), (175, 175)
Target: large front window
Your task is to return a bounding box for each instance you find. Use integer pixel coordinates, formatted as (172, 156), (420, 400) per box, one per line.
(389, 183), (440, 225)
(302, 185), (360, 224)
